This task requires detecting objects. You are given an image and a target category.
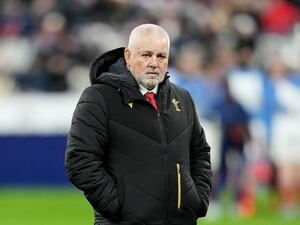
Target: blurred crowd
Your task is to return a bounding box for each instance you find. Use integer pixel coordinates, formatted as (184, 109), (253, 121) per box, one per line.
(1, 0), (300, 219)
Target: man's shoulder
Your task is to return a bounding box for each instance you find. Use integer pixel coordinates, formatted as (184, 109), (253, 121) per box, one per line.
(78, 84), (114, 105)
(82, 83), (116, 96)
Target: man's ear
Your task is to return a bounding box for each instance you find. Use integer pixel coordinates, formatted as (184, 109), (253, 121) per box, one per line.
(124, 48), (131, 69)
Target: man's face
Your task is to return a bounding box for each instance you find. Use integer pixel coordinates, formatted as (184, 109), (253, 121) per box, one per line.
(125, 36), (169, 90)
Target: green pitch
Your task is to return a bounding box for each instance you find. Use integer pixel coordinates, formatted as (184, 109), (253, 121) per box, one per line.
(0, 187), (93, 225)
(0, 187), (298, 225)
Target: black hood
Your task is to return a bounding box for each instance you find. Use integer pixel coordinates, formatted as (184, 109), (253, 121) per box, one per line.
(89, 47), (138, 88)
(89, 47), (171, 102)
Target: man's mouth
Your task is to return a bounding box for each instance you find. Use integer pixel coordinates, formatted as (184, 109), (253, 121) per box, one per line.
(146, 71), (159, 75)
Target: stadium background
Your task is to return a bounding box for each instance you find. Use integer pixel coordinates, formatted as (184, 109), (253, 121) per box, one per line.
(0, 0), (300, 224)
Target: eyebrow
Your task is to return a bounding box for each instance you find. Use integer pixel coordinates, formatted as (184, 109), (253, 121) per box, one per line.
(141, 50), (167, 56)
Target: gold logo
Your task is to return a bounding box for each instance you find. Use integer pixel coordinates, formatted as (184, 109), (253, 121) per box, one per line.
(172, 99), (181, 111)
(128, 102), (133, 109)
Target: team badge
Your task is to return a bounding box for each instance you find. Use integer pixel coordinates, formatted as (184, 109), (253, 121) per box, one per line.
(172, 99), (181, 111)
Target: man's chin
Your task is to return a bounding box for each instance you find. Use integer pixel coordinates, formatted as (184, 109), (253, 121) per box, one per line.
(140, 80), (158, 90)
(144, 84), (157, 90)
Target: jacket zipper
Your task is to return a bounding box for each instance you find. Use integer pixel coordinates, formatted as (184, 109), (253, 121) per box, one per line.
(177, 163), (181, 209)
(156, 99), (170, 225)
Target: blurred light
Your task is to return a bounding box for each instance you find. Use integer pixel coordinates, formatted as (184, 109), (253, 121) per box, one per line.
(231, 13), (257, 37)
(42, 11), (66, 33)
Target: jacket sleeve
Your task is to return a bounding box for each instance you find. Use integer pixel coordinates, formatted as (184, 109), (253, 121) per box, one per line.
(65, 85), (120, 220)
(188, 93), (212, 217)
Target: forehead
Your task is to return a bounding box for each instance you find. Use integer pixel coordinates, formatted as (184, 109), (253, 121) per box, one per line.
(134, 35), (169, 54)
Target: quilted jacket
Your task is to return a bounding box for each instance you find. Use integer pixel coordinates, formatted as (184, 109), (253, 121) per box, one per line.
(65, 47), (212, 225)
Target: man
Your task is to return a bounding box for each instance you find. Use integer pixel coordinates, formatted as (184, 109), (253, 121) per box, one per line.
(65, 24), (212, 225)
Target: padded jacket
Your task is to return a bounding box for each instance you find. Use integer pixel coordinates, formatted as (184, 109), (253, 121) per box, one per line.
(65, 47), (212, 225)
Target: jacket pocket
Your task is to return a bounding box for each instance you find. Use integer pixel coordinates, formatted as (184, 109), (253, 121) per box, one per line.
(175, 163), (201, 219)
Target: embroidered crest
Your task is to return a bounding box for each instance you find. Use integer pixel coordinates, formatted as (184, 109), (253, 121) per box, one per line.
(128, 102), (133, 109)
(172, 99), (181, 111)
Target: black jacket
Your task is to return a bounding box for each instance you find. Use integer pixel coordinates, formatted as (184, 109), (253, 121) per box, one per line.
(65, 48), (212, 225)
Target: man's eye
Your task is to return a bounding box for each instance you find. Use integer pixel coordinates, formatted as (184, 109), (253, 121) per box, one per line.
(157, 55), (166, 60)
(142, 54), (151, 57)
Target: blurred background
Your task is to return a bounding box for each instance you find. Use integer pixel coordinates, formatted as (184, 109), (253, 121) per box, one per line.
(0, 0), (300, 224)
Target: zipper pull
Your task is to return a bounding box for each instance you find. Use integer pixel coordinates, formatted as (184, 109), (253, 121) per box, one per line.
(177, 163), (181, 209)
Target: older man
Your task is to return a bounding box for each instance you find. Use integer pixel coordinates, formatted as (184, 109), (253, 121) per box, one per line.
(65, 24), (212, 225)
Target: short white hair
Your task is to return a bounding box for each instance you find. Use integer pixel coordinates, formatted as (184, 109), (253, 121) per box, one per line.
(127, 24), (170, 50)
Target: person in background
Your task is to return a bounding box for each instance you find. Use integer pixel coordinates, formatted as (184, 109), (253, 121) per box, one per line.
(65, 24), (212, 225)
(168, 41), (206, 116)
(214, 78), (252, 216)
(266, 53), (300, 217)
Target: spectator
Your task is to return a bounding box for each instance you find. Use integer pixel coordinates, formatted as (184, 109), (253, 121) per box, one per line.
(215, 78), (251, 214)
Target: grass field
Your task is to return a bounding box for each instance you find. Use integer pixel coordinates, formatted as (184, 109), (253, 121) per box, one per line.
(0, 187), (299, 225)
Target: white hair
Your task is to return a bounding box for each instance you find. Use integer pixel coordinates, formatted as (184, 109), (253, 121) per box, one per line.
(127, 24), (170, 50)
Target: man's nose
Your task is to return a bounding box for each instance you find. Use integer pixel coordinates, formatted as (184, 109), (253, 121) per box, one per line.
(149, 56), (158, 68)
